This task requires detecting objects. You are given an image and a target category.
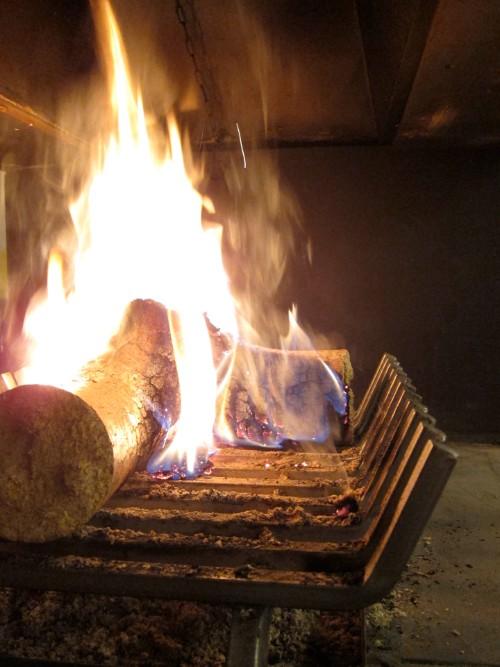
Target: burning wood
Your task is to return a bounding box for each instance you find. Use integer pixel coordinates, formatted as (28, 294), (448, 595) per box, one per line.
(218, 347), (352, 448)
(0, 299), (178, 543)
(0, 289), (351, 543)
(146, 346), (353, 477)
(0, 1), (354, 541)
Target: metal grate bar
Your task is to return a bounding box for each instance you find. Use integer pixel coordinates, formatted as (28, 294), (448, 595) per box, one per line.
(0, 355), (456, 613)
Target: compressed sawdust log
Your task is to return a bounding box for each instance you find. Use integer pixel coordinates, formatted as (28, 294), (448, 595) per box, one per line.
(0, 299), (178, 543)
(220, 346), (352, 446)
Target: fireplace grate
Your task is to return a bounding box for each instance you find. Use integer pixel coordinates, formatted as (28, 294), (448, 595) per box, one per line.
(0, 354), (456, 665)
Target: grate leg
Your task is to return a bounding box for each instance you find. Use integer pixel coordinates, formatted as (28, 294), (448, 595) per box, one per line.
(227, 606), (272, 667)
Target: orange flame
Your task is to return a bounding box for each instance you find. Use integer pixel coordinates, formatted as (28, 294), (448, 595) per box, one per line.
(19, 0), (236, 471)
(18, 1), (344, 472)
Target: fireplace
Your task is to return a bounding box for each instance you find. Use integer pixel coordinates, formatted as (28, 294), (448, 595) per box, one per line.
(3, 0), (497, 663)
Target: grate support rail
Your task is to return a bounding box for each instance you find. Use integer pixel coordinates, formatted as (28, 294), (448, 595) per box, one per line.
(0, 354), (456, 666)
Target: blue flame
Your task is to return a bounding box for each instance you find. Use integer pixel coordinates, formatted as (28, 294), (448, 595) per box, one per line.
(146, 324), (349, 474)
(215, 352), (347, 450)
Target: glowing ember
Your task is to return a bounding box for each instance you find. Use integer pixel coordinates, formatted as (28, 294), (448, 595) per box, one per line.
(335, 496), (359, 518)
(148, 428), (214, 480)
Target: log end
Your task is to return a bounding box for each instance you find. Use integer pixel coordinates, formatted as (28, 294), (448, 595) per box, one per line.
(0, 385), (113, 542)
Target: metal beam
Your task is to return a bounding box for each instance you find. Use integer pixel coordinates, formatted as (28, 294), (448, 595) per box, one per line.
(0, 88), (81, 147)
(356, 0), (440, 143)
(227, 607), (272, 667)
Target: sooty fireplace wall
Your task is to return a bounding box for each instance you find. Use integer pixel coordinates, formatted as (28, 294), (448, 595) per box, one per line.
(271, 145), (499, 436)
(206, 143), (499, 437)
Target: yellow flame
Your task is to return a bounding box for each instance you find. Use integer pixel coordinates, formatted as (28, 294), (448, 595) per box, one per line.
(19, 0), (236, 471)
(21, 249), (71, 388)
(18, 0), (326, 471)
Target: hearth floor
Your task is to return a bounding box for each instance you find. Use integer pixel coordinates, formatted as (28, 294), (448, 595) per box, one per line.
(367, 441), (500, 667)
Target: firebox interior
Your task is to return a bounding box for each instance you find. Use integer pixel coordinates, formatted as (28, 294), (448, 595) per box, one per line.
(0, 1), (498, 664)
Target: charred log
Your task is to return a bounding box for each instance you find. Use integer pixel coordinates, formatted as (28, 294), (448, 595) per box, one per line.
(0, 299), (178, 543)
(219, 347), (352, 447)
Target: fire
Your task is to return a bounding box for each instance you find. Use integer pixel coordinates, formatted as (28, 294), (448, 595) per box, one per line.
(19, 0), (236, 472)
(21, 249), (69, 388)
(215, 306), (347, 449)
(16, 1), (346, 474)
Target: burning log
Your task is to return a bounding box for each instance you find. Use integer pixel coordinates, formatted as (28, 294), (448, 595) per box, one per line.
(0, 299), (178, 543)
(218, 346), (353, 448)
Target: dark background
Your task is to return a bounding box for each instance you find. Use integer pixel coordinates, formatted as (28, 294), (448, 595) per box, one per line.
(275, 145), (499, 436)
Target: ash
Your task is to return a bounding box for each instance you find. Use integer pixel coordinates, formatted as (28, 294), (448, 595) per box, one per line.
(0, 590), (363, 666)
(0, 591), (229, 666)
